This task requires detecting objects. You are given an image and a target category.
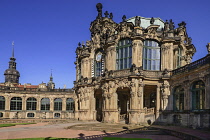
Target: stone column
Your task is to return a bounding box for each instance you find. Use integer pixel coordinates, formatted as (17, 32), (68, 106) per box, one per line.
(36, 96), (40, 111)
(156, 85), (161, 119)
(62, 97), (66, 111)
(5, 95), (10, 111)
(74, 98), (79, 119)
(22, 95), (26, 111)
(50, 97), (54, 111)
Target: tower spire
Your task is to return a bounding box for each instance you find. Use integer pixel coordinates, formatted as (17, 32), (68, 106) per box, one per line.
(12, 41), (14, 58)
(50, 69), (53, 81)
(4, 41), (20, 83)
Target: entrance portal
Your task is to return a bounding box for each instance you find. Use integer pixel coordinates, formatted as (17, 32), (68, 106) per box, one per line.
(117, 87), (130, 124)
(144, 85), (156, 109)
(94, 89), (102, 122)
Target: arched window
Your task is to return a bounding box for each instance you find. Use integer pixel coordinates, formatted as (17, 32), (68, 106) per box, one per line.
(143, 40), (160, 70)
(66, 98), (74, 111)
(54, 98), (62, 111)
(54, 113), (60, 118)
(10, 97), (22, 110)
(173, 86), (184, 111)
(27, 113), (35, 118)
(0, 96), (5, 110)
(26, 97), (37, 110)
(94, 51), (104, 77)
(116, 39), (132, 70)
(41, 98), (50, 111)
(191, 81), (205, 110)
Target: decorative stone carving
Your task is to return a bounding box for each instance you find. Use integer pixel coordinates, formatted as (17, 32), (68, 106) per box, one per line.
(96, 3), (103, 19)
(206, 43), (210, 54)
(169, 19), (175, 30)
(102, 82), (109, 93)
(164, 20), (169, 31)
(137, 91), (142, 97)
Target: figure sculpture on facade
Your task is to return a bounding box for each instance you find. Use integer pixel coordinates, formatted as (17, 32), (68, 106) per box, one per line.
(122, 15), (126, 22)
(169, 19), (175, 30)
(150, 17), (155, 24)
(109, 13), (113, 19)
(135, 16), (141, 27)
(164, 20), (169, 31)
(206, 43), (210, 54)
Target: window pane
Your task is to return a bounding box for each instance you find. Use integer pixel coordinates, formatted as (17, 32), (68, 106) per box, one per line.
(143, 40), (160, 70)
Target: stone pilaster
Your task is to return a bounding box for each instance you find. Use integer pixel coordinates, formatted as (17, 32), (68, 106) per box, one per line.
(22, 95), (26, 110)
(156, 85), (161, 119)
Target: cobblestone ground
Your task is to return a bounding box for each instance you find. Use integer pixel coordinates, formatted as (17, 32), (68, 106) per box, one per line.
(0, 121), (181, 140)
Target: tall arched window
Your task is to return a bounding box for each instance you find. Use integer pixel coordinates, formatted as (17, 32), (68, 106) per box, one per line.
(116, 39), (132, 70)
(173, 86), (184, 111)
(143, 40), (160, 70)
(26, 97), (37, 110)
(66, 98), (74, 111)
(54, 98), (62, 111)
(41, 98), (50, 111)
(10, 97), (22, 110)
(94, 51), (104, 77)
(0, 96), (5, 110)
(191, 81), (205, 110)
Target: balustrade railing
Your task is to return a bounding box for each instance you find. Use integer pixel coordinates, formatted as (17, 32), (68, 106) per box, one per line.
(172, 54), (210, 75)
(0, 86), (73, 93)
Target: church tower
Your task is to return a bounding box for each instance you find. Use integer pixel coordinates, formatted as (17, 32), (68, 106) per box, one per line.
(4, 42), (20, 84)
(47, 70), (55, 89)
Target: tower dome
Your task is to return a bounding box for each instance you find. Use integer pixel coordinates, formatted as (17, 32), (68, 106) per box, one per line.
(4, 42), (20, 84)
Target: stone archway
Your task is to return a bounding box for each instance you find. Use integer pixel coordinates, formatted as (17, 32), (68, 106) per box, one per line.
(117, 87), (130, 124)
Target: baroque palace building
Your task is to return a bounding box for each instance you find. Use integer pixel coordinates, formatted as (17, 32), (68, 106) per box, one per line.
(0, 3), (210, 129)
(0, 44), (76, 119)
(74, 3), (210, 128)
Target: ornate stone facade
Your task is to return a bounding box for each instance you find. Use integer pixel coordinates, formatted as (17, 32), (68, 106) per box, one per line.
(0, 3), (209, 129)
(74, 3), (210, 128)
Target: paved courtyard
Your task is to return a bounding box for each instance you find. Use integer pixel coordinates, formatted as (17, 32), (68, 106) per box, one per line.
(0, 121), (182, 140)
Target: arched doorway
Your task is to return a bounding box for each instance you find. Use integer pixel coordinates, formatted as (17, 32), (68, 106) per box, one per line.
(94, 89), (103, 122)
(117, 87), (130, 124)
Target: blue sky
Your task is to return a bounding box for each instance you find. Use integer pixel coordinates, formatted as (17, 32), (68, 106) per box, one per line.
(0, 0), (210, 88)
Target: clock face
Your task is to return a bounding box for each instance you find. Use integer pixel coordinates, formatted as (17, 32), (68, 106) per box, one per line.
(96, 53), (102, 61)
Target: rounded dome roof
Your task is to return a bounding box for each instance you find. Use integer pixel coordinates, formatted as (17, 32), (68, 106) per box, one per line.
(4, 68), (20, 76)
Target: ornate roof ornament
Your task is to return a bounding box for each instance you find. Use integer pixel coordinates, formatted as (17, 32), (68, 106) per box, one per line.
(109, 13), (113, 19)
(164, 20), (169, 31)
(122, 15), (126, 22)
(135, 16), (141, 27)
(169, 19), (175, 30)
(150, 17), (155, 24)
(178, 21), (186, 27)
(96, 3), (103, 19)
(206, 43), (210, 54)
(104, 11), (109, 17)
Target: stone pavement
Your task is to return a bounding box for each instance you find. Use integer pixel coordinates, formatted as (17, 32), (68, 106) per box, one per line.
(0, 121), (208, 140)
(152, 125), (210, 140)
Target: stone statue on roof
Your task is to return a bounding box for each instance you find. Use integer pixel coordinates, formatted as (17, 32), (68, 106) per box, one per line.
(135, 16), (141, 27)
